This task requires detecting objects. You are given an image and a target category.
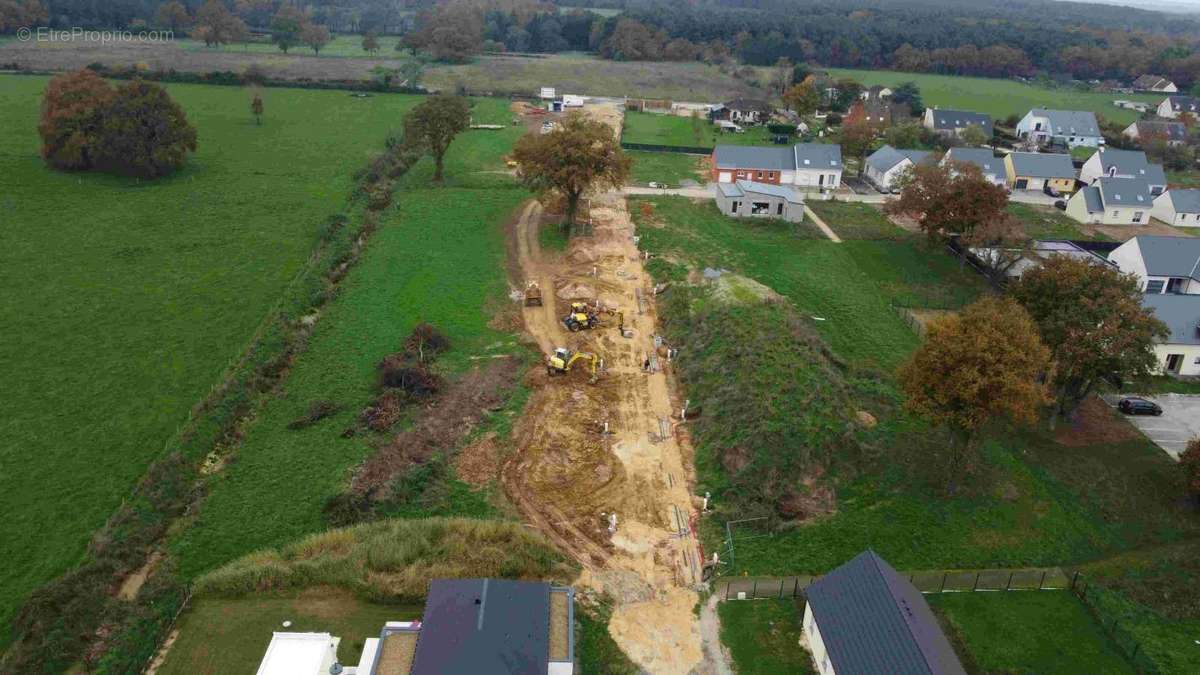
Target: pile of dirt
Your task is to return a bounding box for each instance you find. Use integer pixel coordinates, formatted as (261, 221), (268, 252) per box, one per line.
(454, 432), (502, 488)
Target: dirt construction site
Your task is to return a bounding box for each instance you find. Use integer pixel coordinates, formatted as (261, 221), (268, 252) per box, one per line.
(501, 102), (711, 673)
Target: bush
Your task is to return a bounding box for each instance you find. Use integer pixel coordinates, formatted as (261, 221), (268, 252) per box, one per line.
(377, 356), (442, 396)
(404, 322), (450, 359)
(1182, 438), (1200, 504)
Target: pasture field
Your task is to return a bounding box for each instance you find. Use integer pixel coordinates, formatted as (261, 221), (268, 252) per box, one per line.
(928, 591), (1133, 674)
(0, 75), (424, 638)
(180, 34), (406, 58)
(806, 200), (908, 240)
(825, 68), (1160, 126)
(169, 110), (528, 579)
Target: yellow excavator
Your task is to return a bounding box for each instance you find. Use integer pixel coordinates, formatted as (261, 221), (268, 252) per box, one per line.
(546, 347), (600, 383)
(562, 302), (600, 332)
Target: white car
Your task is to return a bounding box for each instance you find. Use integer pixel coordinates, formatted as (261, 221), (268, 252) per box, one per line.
(648, 182), (667, 189)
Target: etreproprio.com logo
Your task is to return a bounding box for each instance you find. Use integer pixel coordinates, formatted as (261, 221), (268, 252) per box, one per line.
(17, 27), (175, 44)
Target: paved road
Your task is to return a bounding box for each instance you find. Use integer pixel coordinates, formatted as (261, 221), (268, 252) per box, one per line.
(623, 184), (1059, 207)
(1101, 394), (1200, 459)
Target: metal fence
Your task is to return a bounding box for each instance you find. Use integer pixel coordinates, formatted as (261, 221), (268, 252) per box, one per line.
(714, 567), (1071, 601)
(619, 141), (712, 154)
(1069, 573), (1160, 674)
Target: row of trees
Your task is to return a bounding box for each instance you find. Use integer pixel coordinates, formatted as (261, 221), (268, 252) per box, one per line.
(0, 0), (45, 32)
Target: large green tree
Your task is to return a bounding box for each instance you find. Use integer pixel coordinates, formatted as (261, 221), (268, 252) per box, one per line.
(37, 69), (114, 170)
(93, 80), (198, 179)
(403, 94), (471, 184)
(271, 5), (307, 54)
(512, 112), (631, 229)
(191, 0), (247, 47)
(1011, 256), (1169, 421)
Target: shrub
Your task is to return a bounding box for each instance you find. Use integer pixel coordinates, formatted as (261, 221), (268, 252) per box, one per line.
(404, 322), (450, 359)
(1182, 438), (1200, 504)
(377, 356), (442, 396)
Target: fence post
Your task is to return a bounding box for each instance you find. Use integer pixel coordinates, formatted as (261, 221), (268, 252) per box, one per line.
(752, 580), (757, 598)
(973, 572), (979, 591)
(940, 573), (946, 593)
(1007, 572), (1013, 590)
(1040, 571), (1046, 590)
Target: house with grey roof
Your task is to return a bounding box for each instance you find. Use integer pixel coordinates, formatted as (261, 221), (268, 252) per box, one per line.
(967, 240), (1114, 280)
(1003, 151), (1077, 194)
(1123, 119), (1188, 147)
(1133, 75), (1178, 93)
(1065, 177), (1155, 225)
(1079, 148), (1166, 195)
(1139, 294), (1200, 376)
(863, 145), (933, 192)
(1015, 108), (1103, 148)
(1156, 95), (1200, 120)
(710, 143), (842, 192)
(1109, 235), (1200, 295)
(715, 180), (805, 222)
(943, 148), (1005, 186)
(1153, 189), (1200, 228)
(802, 550), (966, 675)
(922, 107), (993, 138)
(711, 97), (773, 125)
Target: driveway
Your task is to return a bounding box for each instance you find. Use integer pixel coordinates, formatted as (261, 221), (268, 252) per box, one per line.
(1101, 394), (1200, 459)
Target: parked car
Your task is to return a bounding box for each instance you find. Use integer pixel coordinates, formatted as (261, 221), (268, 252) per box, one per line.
(1118, 397), (1163, 416)
(1043, 185), (1062, 198)
(1054, 200), (1067, 210)
(647, 182), (670, 189)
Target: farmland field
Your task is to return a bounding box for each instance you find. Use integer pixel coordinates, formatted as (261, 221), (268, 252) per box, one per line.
(825, 68), (1161, 125)
(0, 74), (425, 639)
(179, 34), (406, 57)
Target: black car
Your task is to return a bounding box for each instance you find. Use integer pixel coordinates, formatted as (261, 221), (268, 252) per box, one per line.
(1118, 397), (1163, 416)
(1043, 185), (1062, 198)
(1054, 199), (1067, 210)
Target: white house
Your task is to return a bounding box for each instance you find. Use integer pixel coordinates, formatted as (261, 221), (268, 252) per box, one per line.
(710, 143), (842, 191)
(922, 107), (993, 138)
(1132, 74), (1178, 93)
(1016, 108), (1104, 148)
(255, 633), (342, 675)
(943, 147), (1006, 186)
(1140, 295), (1200, 376)
(803, 550), (966, 675)
(1156, 96), (1200, 119)
(863, 145), (932, 192)
(1065, 177), (1155, 225)
(1153, 190), (1200, 228)
(1123, 119), (1188, 146)
(1108, 235), (1200, 295)
(792, 143), (843, 190)
(1078, 148), (1166, 196)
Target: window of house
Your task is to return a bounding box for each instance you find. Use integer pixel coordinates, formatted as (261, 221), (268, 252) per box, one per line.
(756, 171), (763, 179)
(1167, 278), (1185, 294)
(1134, 211), (1144, 223)
(1145, 279), (1165, 293)
(777, 203), (784, 215)
(751, 201), (770, 214)
(731, 201), (739, 213)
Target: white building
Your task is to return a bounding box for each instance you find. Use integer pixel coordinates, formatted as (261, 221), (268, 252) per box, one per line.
(256, 633), (343, 675)
(863, 145), (932, 192)
(1156, 96), (1200, 119)
(1153, 190), (1200, 228)
(1066, 177), (1155, 225)
(1016, 108), (1104, 148)
(1078, 148), (1167, 195)
(943, 147), (1006, 186)
(1109, 236), (1200, 295)
(715, 181), (805, 222)
(710, 143), (842, 192)
(1140, 295), (1200, 376)
(1132, 75), (1178, 93)
(1122, 119), (1188, 146)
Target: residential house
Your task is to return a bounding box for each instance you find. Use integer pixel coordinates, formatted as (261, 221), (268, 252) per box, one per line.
(1004, 152), (1077, 194)
(1133, 74), (1178, 93)
(968, 240), (1114, 280)
(1065, 177), (1155, 225)
(1123, 119), (1188, 147)
(864, 145), (932, 192)
(943, 147), (1006, 186)
(715, 181), (805, 222)
(711, 98), (773, 125)
(1016, 108), (1104, 148)
(1153, 189), (1200, 227)
(1156, 96), (1200, 120)
(1108, 235), (1200, 295)
(860, 84), (893, 100)
(803, 550), (967, 675)
(922, 107), (993, 139)
(1139, 294), (1200, 376)
(846, 96), (911, 128)
(710, 143), (842, 191)
(1078, 148), (1166, 196)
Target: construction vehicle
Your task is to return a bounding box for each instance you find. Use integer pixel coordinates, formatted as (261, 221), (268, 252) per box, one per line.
(524, 282), (543, 307)
(562, 302), (599, 331)
(546, 347), (600, 383)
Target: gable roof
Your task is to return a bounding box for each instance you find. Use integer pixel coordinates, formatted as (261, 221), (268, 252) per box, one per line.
(410, 579), (550, 675)
(1128, 236), (1200, 279)
(806, 551), (966, 675)
(1029, 108), (1101, 137)
(1133, 74), (1173, 90)
(1079, 185), (1104, 213)
(1008, 152), (1076, 179)
(723, 97), (771, 112)
(944, 148), (1003, 180)
(866, 145), (931, 173)
(734, 180), (804, 202)
(929, 108), (993, 134)
(1165, 189), (1200, 214)
(793, 142), (842, 170)
(1141, 294), (1200, 346)
(1166, 96), (1200, 114)
(1131, 120), (1188, 142)
(713, 145), (794, 171)
(1092, 148), (1166, 185)
(1096, 177), (1153, 207)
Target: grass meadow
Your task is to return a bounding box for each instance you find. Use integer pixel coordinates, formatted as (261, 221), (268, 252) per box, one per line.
(168, 109), (529, 579)
(0, 74), (427, 638)
(718, 600), (815, 675)
(622, 110), (786, 149)
(628, 150), (706, 185)
(825, 68), (1161, 126)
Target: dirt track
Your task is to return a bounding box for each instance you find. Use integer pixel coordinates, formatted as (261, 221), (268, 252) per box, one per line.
(502, 103), (709, 673)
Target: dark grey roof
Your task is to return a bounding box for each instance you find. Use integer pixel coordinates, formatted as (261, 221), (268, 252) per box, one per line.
(806, 551), (967, 675)
(1079, 185), (1104, 213)
(1133, 120), (1187, 142)
(1166, 96), (1200, 114)
(1165, 189), (1200, 214)
(1008, 152), (1076, 179)
(1131, 236), (1200, 278)
(1097, 177), (1153, 207)
(1030, 108), (1101, 137)
(712, 145), (794, 171)
(1093, 149), (1166, 185)
(411, 579), (549, 675)
(866, 145), (931, 173)
(1141, 295), (1200, 346)
(944, 148), (1003, 180)
(929, 109), (992, 134)
(735, 180), (804, 202)
(1133, 74), (1173, 90)
(793, 142), (842, 170)
(723, 97), (771, 112)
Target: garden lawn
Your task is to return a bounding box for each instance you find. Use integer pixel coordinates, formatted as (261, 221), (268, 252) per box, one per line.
(623, 110), (784, 149)
(169, 121), (529, 579)
(928, 591), (1133, 674)
(718, 600), (815, 675)
(628, 150), (705, 186)
(1007, 202), (1093, 240)
(806, 200), (907, 240)
(825, 68), (1160, 126)
(0, 75), (426, 639)
(157, 591), (422, 675)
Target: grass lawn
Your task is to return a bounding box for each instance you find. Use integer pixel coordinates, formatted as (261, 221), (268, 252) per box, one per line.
(0, 75), (427, 638)
(928, 591), (1133, 674)
(806, 200), (908, 240)
(623, 110), (787, 149)
(825, 68), (1160, 126)
(1007, 203), (1093, 240)
(157, 591), (422, 675)
(628, 150), (705, 185)
(169, 114), (528, 579)
(718, 600), (815, 675)
(1167, 170), (1200, 189)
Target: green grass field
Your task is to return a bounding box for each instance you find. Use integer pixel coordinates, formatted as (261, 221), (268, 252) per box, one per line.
(169, 111), (527, 579)
(928, 591), (1133, 674)
(623, 110), (787, 149)
(628, 150), (705, 185)
(806, 200), (908, 240)
(0, 75), (426, 638)
(825, 68), (1161, 126)
(1007, 203), (1094, 240)
(718, 600), (815, 675)
(180, 34), (409, 58)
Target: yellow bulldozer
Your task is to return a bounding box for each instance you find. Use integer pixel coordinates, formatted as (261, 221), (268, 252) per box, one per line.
(562, 302), (599, 331)
(546, 347), (600, 383)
